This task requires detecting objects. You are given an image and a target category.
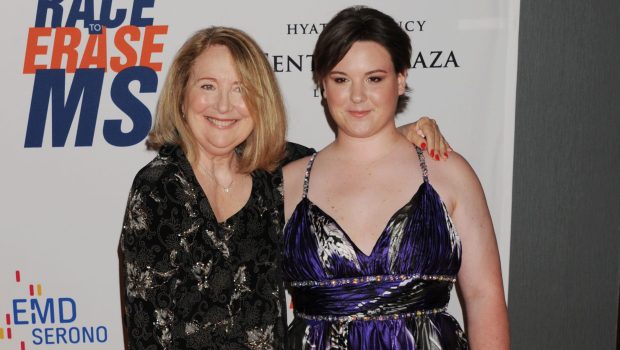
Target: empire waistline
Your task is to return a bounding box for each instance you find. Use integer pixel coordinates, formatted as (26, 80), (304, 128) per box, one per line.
(294, 306), (449, 323)
(287, 273), (457, 288)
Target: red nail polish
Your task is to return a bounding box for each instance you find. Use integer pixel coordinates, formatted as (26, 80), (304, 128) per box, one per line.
(444, 152), (449, 158)
(420, 142), (427, 150)
(435, 154), (440, 161)
(430, 149), (435, 157)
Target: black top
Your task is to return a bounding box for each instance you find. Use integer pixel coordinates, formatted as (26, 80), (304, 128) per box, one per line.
(120, 143), (312, 350)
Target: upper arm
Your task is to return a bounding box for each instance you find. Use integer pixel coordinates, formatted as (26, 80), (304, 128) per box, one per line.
(120, 172), (180, 348)
(445, 153), (509, 348)
(283, 156), (311, 222)
(441, 153), (504, 300)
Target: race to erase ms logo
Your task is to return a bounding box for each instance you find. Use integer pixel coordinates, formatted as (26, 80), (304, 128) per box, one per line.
(1, 270), (109, 349)
(22, 0), (169, 148)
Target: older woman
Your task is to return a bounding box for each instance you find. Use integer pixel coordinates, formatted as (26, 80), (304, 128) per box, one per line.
(120, 27), (450, 349)
(283, 6), (509, 349)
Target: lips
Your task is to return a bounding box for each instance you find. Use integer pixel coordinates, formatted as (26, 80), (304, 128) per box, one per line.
(207, 117), (237, 128)
(348, 109), (371, 118)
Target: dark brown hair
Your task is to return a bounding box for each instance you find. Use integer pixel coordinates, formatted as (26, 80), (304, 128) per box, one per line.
(312, 6), (412, 111)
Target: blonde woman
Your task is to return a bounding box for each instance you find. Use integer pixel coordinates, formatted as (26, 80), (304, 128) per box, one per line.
(120, 26), (449, 349)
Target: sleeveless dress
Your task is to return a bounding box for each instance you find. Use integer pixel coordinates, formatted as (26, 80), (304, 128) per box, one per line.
(282, 147), (469, 349)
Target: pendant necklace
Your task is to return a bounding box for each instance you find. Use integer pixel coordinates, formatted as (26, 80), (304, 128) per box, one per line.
(200, 165), (234, 193)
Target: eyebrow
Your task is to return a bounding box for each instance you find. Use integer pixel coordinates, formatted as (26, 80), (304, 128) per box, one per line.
(194, 76), (242, 85)
(328, 69), (389, 75)
(194, 76), (216, 82)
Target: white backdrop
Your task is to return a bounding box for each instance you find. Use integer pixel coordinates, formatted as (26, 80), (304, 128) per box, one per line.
(0, 1), (519, 348)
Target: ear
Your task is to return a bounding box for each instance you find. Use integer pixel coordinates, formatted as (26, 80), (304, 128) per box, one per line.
(397, 70), (408, 95)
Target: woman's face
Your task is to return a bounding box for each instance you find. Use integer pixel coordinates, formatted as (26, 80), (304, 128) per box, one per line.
(183, 45), (254, 159)
(323, 41), (406, 139)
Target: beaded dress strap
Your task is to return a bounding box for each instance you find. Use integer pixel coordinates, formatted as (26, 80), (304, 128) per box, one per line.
(302, 153), (318, 199)
(415, 146), (429, 183)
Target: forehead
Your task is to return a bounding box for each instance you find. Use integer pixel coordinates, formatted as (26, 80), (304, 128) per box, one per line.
(190, 44), (240, 78)
(332, 41), (393, 71)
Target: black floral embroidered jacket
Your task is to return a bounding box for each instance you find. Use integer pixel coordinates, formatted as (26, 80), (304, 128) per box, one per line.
(120, 143), (312, 349)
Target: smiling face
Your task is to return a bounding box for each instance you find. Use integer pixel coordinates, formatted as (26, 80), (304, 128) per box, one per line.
(323, 41), (406, 140)
(183, 44), (255, 159)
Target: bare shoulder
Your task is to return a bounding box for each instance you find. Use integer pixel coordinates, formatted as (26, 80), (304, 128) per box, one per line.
(425, 151), (485, 211)
(283, 155), (314, 220)
(428, 151), (478, 181)
(283, 155), (313, 189)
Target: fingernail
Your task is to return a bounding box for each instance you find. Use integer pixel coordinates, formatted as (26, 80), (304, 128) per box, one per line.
(435, 154), (440, 161)
(420, 142), (427, 150)
(430, 149), (435, 157)
(444, 152), (449, 158)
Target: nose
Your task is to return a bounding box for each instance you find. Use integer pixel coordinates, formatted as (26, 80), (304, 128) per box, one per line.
(350, 81), (366, 103)
(217, 90), (231, 113)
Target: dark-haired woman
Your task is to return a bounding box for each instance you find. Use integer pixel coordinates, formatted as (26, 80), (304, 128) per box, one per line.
(283, 6), (509, 349)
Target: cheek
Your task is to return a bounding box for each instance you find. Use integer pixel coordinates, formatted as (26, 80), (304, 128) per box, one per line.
(324, 88), (347, 108)
(370, 87), (398, 105)
(237, 99), (250, 114)
(186, 91), (212, 111)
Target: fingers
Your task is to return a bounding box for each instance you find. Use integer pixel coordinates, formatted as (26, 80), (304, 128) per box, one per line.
(401, 117), (454, 161)
(397, 121), (426, 150)
(415, 116), (453, 161)
(416, 117), (439, 160)
(408, 129), (427, 150)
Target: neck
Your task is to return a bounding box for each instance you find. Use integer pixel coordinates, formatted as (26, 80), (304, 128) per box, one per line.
(332, 126), (403, 163)
(199, 153), (237, 174)
(195, 150), (239, 192)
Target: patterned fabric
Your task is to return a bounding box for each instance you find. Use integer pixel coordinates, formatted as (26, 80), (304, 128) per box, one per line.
(283, 147), (469, 349)
(120, 143), (312, 349)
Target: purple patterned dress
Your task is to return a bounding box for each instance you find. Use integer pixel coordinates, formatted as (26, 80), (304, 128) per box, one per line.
(283, 148), (469, 349)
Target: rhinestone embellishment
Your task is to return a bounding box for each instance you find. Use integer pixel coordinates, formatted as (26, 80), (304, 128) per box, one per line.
(288, 273), (456, 288)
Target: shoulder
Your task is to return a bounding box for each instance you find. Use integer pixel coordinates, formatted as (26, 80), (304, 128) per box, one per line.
(281, 142), (316, 166)
(126, 145), (199, 212)
(131, 145), (187, 188)
(282, 156), (312, 192)
(425, 151), (484, 211)
(282, 154), (314, 219)
(122, 145), (197, 246)
(427, 151), (478, 182)
(283, 154), (313, 175)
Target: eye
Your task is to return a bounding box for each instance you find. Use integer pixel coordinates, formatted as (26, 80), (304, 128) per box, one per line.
(332, 77), (348, 84)
(200, 83), (215, 91)
(232, 85), (244, 93)
(368, 76), (383, 83)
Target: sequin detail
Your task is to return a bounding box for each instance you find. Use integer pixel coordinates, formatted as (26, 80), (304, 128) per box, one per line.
(295, 306), (449, 322)
(288, 273), (456, 287)
(302, 153), (318, 199)
(416, 146), (429, 182)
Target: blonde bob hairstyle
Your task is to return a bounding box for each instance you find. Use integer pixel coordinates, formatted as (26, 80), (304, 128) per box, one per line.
(147, 27), (287, 173)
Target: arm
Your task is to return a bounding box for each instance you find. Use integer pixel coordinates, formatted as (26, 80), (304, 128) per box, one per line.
(446, 153), (510, 349)
(120, 177), (178, 349)
(398, 116), (452, 160)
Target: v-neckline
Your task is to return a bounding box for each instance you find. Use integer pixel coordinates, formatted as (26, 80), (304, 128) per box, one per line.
(303, 182), (427, 258)
(190, 162), (256, 225)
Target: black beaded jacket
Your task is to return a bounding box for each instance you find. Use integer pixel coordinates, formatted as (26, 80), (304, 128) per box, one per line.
(120, 143), (312, 349)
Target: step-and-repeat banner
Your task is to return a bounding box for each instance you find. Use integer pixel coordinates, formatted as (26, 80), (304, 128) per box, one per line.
(0, 1), (519, 348)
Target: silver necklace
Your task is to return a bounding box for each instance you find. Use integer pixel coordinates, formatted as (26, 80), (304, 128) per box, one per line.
(200, 165), (234, 193)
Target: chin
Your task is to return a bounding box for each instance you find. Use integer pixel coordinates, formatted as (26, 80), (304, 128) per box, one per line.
(338, 128), (376, 139)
